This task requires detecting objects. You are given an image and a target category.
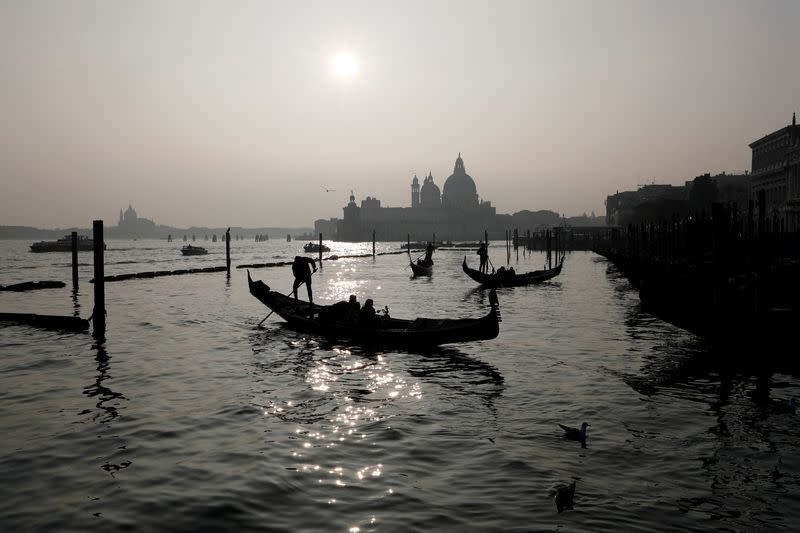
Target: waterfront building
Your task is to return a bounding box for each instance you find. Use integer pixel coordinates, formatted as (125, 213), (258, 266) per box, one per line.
(313, 218), (338, 238)
(749, 113), (800, 230)
(605, 184), (686, 226)
(116, 204), (157, 236)
(338, 154), (497, 241)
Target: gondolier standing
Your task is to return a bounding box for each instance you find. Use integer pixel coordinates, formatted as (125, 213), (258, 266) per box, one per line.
(292, 256), (317, 303)
(423, 241), (434, 265)
(477, 241), (488, 273)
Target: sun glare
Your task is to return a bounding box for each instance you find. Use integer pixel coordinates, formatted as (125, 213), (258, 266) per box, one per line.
(331, 52), (358, 80)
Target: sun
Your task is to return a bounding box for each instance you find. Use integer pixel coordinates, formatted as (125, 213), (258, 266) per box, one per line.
(331, 52), (358, 80)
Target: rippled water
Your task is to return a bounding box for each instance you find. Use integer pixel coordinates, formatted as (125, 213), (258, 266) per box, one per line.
(1, 239), (799, 531)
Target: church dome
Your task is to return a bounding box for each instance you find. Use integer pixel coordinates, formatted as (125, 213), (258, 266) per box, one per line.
(442, 153), (478, 208)
(420, 172), (440, 207)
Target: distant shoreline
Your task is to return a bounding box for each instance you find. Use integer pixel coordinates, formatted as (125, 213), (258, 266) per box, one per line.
(0, 225), (314, 240)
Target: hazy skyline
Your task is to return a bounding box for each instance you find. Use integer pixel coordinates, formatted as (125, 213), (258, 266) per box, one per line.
(2, 0), (799, 228)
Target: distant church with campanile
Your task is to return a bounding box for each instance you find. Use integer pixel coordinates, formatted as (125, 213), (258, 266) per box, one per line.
(338, 153), (497, 241)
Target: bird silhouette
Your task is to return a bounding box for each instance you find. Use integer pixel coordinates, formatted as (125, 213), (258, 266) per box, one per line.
(553, 481), (576, 513)
(321, 185), (336, 192)
(558, 422), (590, 445)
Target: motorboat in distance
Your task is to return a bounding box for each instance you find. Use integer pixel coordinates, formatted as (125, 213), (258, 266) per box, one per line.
(303, 242), (331, 253)
(181, 245), (208, 256)
(30, 235), (105, 253)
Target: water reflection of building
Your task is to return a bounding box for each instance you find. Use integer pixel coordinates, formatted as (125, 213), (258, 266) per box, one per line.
(749, 113), (800, 230)
(338, 154), (497, 241)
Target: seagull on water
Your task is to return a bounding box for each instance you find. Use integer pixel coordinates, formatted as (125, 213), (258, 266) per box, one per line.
(558, 422), (590, 442)
(553, 481), (576, 513)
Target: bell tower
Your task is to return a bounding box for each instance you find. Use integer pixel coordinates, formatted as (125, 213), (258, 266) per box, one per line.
(411, 175), (420, 208)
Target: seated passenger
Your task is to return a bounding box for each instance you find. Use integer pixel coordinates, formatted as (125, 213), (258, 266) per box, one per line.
(359, 298), (378, 327)
(346, 295), (361, 322)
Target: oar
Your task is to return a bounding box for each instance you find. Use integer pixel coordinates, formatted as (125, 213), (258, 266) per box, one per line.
(258, 270), (316, 326)
(257, 282), (303, 326)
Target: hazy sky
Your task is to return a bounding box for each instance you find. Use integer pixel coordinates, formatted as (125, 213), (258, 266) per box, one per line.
(2, 0), (799, 228)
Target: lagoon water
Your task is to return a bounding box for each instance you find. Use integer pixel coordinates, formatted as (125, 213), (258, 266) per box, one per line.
(1, 238), (799, 531)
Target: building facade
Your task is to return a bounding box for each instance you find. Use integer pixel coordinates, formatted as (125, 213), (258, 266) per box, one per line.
(339, 154), (497, 242)
(605, 184), (686, 226)
(749, 113), (800, 230)
(116, 204), (156, 236)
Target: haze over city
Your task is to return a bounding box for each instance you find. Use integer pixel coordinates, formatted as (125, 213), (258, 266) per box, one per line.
(1, 0), (799, 228)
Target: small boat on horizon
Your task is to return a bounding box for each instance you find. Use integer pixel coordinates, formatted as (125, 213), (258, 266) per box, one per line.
(30, 235), (105, 253)
(181, 245), (208, 256)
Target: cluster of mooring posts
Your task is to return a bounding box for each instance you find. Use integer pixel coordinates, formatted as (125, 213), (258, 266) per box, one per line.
(517, 227), (601, 253)
(592, 194), (800, 347)
(2, 223), (571, 334)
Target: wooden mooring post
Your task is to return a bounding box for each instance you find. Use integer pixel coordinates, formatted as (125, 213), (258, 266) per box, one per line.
(319, 233), (323, 270)
(71, 231), (78, 286)
(225, 227), (231, 274)
(407, 234), (411, 256)
(372, 230), (376, 258)
(92, 220), (105, 335)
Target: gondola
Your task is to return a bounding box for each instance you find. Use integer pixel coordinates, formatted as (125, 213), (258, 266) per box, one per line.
(462, 255), (564, 288)
(247, 271), (499, 346)
(409, 258), (433, 277)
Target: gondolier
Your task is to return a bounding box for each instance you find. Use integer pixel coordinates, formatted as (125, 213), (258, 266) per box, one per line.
(292, 256), (317, 303)
(424, 241), (434, 265)
(477, 241), (488, 273)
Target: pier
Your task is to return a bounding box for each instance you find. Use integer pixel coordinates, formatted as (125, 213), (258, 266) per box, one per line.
(591, 199), (800, 344)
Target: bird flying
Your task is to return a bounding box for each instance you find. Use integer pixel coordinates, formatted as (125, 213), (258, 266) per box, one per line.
(321, 186), (336, 192)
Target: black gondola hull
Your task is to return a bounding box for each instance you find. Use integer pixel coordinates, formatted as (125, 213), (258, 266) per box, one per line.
(248, 272), (498, 346)
(409, 260), (433, 277)
(462, 256), (563, 288)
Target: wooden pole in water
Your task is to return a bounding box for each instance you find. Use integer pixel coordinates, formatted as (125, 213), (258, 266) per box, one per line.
(319, 233), (323, 270)
(225, 227), (231, 273)
(407, 234), (411, 256)
(92, 220), (105, 335)
(372, 230), (376, 258)
(71, 231), (78, 286)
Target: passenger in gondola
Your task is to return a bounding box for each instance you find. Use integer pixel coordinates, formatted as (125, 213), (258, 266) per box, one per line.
(291, 255), (317, 304)
(359, 298), (378, 327)
(319, 294), (359, 322)
(346, 295), (361, 322)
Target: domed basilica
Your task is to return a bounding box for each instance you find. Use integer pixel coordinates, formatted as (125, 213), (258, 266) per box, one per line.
(339, 154), (497, 242)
